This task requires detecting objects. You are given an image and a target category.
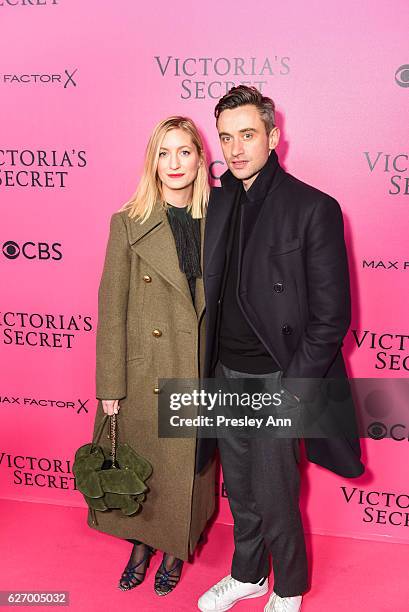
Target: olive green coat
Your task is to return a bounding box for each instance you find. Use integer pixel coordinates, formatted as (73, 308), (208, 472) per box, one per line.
(87, 205), (216, 560)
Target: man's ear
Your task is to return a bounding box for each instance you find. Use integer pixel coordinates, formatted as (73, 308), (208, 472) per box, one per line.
(268, 126), (280, 150)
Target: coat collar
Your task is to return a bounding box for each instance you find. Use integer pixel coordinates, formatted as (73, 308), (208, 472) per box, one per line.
(126, 203), (166, 246)
(205, 151), (286, 277)
(124, 204), (205, 319)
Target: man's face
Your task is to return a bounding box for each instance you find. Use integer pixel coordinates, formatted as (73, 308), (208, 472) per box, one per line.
(217, 104), (280, 190)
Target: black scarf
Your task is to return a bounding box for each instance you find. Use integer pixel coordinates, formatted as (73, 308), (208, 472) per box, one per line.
(166, 205), (202, 302)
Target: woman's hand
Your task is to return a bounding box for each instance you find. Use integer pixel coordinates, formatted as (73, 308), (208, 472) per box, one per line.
(102, 399), (120, 415)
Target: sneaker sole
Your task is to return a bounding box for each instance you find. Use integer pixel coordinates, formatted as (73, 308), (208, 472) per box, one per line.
(264, 598), (303, 612)
(198, 583), (269, 612)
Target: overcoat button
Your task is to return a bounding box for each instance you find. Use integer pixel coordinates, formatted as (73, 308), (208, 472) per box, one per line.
(273, 282), (284, 293)
(153, 387), (160, 394)
(143, 275), (152, 283)
(152, 329), (162, 337)
(281, 324), (292, 335)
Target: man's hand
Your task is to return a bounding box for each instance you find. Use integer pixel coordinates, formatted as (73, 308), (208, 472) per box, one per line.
(102, 399), (120, 415)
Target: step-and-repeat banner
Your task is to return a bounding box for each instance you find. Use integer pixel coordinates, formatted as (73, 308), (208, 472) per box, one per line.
(1, 1), (409, 544)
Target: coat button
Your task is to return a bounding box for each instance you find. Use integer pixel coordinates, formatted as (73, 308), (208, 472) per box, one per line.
(152, 329), (162, 337)
(273, 282), (284, 293)
(153, 387), (160, 394)
(143, 275), (152, 283)
(281, 324), (292, 335)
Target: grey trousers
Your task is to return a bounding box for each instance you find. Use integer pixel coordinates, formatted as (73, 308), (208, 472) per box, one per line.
(216, 361), (308, 597)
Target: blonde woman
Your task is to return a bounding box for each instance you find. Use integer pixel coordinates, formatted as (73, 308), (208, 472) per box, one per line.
(89, 117), (215, 596)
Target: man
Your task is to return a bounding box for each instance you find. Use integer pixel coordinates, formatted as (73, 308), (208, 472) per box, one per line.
(197, 86), (364, 612)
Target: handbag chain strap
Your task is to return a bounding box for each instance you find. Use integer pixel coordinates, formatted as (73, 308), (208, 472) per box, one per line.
(110, 414), (117, 467)
(90, 413), (119, 468)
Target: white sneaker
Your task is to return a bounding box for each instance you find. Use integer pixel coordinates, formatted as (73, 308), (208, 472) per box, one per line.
(198, 574), (269, 611)
(264, 591), (302, 611)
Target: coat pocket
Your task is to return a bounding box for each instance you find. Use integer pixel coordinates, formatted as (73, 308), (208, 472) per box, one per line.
(269, 237), (301, 255)
(126, 355), (144, 364)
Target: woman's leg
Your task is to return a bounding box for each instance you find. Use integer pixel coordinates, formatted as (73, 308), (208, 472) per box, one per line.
(118, 539), (154, 591)
(154, 552), (183, 596)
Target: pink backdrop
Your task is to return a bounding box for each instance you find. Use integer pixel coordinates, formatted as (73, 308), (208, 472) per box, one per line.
(1, 0), (409, 544)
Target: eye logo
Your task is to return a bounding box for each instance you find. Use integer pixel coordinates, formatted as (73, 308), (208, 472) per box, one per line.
(395, 65), (409, 88)
(367, 421), (388, 440)
(2, 240), (20, 259)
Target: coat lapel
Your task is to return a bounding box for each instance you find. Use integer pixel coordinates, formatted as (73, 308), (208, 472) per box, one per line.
(127, 204), (193, 307)
(194, 219), (206, 320)
(204, 181), (241, 277)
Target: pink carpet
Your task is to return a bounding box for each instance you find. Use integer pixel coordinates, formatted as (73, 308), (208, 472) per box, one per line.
(1, 498), (408, 611)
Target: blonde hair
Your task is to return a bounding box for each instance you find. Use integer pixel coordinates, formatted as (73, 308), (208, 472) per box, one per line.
(121, 116), (209, 222)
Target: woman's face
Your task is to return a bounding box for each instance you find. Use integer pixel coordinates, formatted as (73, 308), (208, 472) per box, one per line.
(157, 128), (201, 196)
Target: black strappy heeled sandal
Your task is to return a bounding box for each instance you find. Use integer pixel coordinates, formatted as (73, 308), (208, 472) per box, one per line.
(118, 541), (155, 591)
(154, 554), (183, 596)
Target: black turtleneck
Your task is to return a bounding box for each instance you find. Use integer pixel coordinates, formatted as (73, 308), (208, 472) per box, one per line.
(218, 151), (280, 374)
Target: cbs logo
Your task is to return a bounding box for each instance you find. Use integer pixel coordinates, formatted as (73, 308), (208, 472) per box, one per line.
(2, 240), (62, 261)
(367, 422), (409, 441)
(395, 65), (409, 88)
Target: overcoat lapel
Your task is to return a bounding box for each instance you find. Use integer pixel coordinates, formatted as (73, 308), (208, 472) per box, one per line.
(204, 181), (241, 277)
(194, 219), (206, 320)
(127, 204), (193, 308)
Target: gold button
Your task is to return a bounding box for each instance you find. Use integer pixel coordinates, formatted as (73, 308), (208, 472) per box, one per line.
(152, 328), (162, 337)
(153, 387), (160, 394)
(143, 275), (152, 283)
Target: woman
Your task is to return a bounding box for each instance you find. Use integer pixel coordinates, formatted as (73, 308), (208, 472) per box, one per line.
(88, 116), (216, 596)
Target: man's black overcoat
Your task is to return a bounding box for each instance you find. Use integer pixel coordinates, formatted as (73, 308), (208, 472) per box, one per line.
(197, 150), (364, 478)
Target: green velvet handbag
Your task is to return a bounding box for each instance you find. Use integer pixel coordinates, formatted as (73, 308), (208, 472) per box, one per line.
(73, 413), (153, 525)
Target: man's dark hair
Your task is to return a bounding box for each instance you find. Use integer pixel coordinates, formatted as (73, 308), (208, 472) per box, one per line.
(214, 85), (276, 134)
